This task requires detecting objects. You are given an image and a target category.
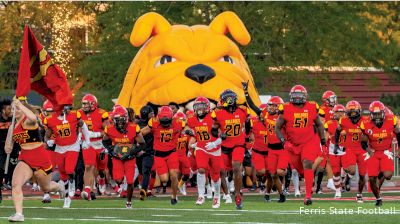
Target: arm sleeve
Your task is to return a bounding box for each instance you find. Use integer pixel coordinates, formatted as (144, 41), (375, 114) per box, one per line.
(244, 93), (262, 116)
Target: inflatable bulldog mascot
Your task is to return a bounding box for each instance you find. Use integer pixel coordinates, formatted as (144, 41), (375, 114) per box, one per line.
(117, 11), (260, 112)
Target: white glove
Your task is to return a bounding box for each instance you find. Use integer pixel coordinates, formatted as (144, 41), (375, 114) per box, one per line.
(82, 141), (90, 150)
(89, 131), (102, 138)
(77, 132), (83, 144)
(205, 138), (222, 150)
(190, 143), (197, 149)
(187, 150), (192, 158)
(46, 140), (55, 147)
(363, 152), (370, 161)
(384, 150), (394, 160)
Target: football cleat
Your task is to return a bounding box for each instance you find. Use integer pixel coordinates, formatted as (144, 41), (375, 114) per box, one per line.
(42, 193), (52, 203)
(277, 194), (286, 203)
(282, 188), (290, 196)
(264, 194), (271, 202)
(162, 185), (167, 194)
(356, 194), (363, 203)
(375, 199), (382, 207)
(98, 178), (106, 195)
(196, 196), (205, 205)
(81, 188), (91, 201)
(125, 201), (132, 209)
(139, 189), (147, 201)
(304, 198), (312, 206)
(91, 191), (97, 200)
(327, 179), (336, 191)
(63, 196), (71, 208)
(8, 213), (24, 222)
(147, 190), (156, 197)
(32, 183), (40, 191)
(170, 198), (178, 205)
(225, 194), (232, 204)
(212, 198), (220, 209)
(235, 196), (243, 210)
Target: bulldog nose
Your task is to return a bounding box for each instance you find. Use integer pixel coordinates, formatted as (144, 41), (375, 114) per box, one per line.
(185, 64), (216, 84)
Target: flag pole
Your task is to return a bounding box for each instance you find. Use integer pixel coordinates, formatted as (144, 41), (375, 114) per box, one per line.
(4, 103), (16, 175)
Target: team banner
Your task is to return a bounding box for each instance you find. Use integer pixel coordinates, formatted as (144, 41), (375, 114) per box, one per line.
(16, 25), (73, 110)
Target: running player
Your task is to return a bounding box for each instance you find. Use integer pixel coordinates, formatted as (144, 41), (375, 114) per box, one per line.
(360, 101), (400, 206)
(78, 94), (109, 200)
(275, 85), (326, 205)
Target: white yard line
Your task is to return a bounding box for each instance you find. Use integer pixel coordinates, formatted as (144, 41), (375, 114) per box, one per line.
(151, 214), (182, 217)
(0, 206), (299, 213)
(0, 217), (298, 224)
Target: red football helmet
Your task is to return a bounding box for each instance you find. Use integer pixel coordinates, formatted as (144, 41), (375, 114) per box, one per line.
(345, 100), (362, 119)
(322, 90), (337, 107)
(82, 94), (98, 112)
(43, 100), (54, 112)
(42, 100), (54, 116)
(369, 101), (386, 125)
(332, 104), (346, 120)
(185, 110), (195, 117)
(158, 106), (174, 127)
(174, 111), (187, 122)
(267, 96), (284, 115)
(289, 85), (307, 104)
(112, 105), (128, 132)
(193, 97), (210, 118)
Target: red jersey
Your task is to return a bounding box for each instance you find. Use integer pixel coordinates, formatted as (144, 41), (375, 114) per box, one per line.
(265, 113), (284, 145)
(104, 122), (140, 145)
(177, 133), (189, 156)
(319, 104), (334, 121)
(360, 115), (397, 151)
(148, 117), (184, 152)
(324, 120), (345, 146)
(251, 116), (268, 151)
(187, 113), (219, 152)
(278, 101), (319, 145)
(78, 108), (108, 142)
(338, 116), (367, 150)
(211, 106), (250, 148)
(44, 111), (81, 146)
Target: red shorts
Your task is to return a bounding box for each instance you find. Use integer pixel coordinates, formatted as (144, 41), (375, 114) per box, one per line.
(299, 136), (321, 162)
(251, 150), (268, 172)
(342, 148), (367, 176)
(289, 150), (303, 175)
(221, 146), (245, 170)
(112, 158), (136, 184)
(82, 147), (108, 170)
(178, 154), (190, 176)
(268, 149), (289, 174)
(195, 150), (222, 182)
(329, 154), (345, 175)
(366, 150), (394, 177)
(189, 154), (197, 171)
(19, 144), (53, 174)
(154, 151), (179, 175)
(55, 151), (79, 181)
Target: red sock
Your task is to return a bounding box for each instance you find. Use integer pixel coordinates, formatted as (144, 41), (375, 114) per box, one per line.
(304, 169), (314, 199)
(149, 177), (155, 191)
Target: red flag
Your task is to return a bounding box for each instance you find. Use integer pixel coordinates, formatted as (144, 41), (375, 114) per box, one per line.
(16, 25), (73, 111)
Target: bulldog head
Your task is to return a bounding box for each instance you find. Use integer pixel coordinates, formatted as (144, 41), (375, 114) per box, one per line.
(117, 11), (260, 112)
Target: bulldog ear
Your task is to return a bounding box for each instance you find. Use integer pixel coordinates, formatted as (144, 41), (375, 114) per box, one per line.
(209, 11), (251, 46)
(130, 12), (171, 47)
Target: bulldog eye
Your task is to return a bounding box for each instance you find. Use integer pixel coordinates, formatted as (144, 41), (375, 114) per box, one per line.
(220, 56), (234, 64)
(155, 55), (176, 68)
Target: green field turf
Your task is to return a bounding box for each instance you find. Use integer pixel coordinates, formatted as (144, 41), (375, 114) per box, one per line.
(0, 192), (399, 224)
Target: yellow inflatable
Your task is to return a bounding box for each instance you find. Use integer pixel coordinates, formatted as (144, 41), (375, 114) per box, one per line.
(117, 11), (260, 112)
